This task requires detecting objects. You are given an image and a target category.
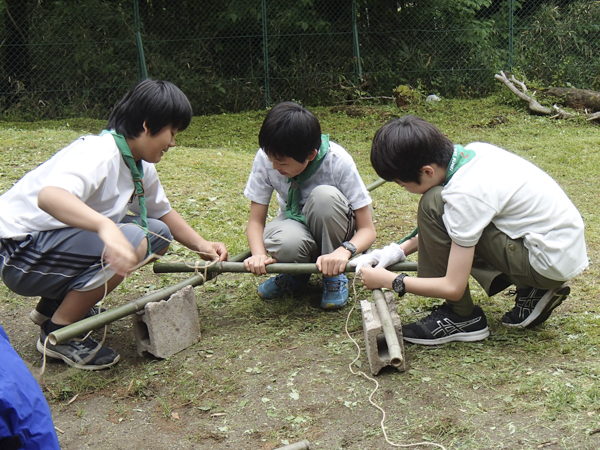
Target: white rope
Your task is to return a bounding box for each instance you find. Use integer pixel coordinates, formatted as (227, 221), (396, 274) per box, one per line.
(344, 276), (448, 450)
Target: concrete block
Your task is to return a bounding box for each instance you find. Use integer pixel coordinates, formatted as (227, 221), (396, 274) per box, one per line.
(360, 291), (406, 375)
(132, 285), (200, 359)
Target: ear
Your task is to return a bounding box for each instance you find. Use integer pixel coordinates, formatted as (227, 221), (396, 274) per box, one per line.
(142, 121), (151, 135)
(420, 165), (436, 178)
(306, 149), (318, 162)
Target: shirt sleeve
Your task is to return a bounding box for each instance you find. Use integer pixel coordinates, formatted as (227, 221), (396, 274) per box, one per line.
(244, 150), (275, 205)
(442, 192), (497, 247)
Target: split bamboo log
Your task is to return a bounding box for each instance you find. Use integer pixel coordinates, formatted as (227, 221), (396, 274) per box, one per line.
(372, 289), (403, 368)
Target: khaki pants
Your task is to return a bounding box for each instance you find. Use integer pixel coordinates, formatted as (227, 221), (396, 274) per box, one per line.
(263, 185), (356, 263)
(418, 186), (564, 316)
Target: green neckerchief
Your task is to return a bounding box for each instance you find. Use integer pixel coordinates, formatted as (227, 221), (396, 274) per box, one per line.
(396, 144), (476, 244)
(101, 129), (151, 253)
(285, 134), (329, 225)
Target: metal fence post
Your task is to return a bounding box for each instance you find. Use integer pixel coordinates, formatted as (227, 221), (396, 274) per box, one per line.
(508, 0), (514, 71)
(352, 0), (363, 80)
(261, 0), (271, 108)
(134, 0), (148, 80)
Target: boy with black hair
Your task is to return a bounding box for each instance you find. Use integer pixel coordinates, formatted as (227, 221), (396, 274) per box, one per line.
(0, 79), (228, 369)
(244, 101), (376, 309)
(353, 115), (587, 344)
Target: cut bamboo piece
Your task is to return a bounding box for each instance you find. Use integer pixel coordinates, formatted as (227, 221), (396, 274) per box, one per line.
(372, 289), (403, 368)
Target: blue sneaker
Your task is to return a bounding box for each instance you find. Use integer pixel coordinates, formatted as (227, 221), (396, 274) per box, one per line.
(321, 274), (349, 310)
(257, 274), (310, 300)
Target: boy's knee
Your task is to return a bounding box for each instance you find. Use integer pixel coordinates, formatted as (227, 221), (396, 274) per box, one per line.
(418, 185), (445, 219)
(304, 185), (347, 220)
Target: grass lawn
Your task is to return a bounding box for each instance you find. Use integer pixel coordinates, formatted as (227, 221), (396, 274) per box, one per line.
(1, 95), (600, 449)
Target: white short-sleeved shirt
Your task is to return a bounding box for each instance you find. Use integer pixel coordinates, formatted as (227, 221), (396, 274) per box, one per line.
(442, 142), (588, 281)
(244, 141), (372, 214)
(0, 133), (171, 239)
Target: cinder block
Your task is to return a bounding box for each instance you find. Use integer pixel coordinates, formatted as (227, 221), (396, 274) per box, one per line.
(132, 285), (200, 359)
(360, 291), (406, 375)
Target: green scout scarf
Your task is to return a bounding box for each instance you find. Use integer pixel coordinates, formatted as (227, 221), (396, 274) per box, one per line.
(397, 144), (476, 244)
(100, 129), (151, 253)
(285, 134), (329, 225)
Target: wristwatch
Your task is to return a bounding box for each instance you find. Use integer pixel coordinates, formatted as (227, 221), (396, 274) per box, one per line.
(341, 241), (357, 258)
(392, 273), (409, 297)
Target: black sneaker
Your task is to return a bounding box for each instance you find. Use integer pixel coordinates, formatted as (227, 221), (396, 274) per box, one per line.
(37, 328), (120, 370)
(402, 304), (490, 345)
(501, 283), (570, 328)
(30, 297), (106, 326)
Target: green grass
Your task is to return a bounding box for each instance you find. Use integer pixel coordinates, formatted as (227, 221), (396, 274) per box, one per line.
(2, 96), (600, 449)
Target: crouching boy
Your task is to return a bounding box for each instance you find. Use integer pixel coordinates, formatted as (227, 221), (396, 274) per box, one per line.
(354, 115), (588, 344)
(0, 79), (228, 369)
(243, 101), (376, 309)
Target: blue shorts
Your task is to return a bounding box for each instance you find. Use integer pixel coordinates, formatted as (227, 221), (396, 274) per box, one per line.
(0, 216), (171, 300)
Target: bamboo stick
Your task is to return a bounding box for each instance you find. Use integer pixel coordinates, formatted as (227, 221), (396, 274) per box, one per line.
(153, 260), (418, 274)
(275, 440), (310, 450)
(372, 289), (403, 368)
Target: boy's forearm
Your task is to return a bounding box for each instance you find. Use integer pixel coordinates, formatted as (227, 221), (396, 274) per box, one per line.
(38, 186), (113, 233)
(246, 223), (268, 256)
(160, 209), (208, 252)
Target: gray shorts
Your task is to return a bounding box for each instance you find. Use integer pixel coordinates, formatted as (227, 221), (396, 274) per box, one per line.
(0, 216), (171, 300)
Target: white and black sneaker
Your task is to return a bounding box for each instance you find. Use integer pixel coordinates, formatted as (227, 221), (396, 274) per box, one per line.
(402, 304), (489, 345)
(37, 328), (120, 370)
(501, 283), (570, 329)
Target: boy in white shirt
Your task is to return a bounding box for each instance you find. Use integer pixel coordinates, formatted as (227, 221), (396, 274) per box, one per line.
(244, 102), (376, 309)
(0, 79), (228, 369)
(353, 115), (588, 344)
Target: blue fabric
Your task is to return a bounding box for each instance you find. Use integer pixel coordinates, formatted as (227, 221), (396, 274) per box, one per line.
(0, 324), (60, 450)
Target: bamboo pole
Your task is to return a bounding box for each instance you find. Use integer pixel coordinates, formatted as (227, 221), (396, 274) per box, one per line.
(153, 260), (417, 274)
(48, 251), (248, 345)
(275, 440), (310, 450)
(372, 289), (403, 368)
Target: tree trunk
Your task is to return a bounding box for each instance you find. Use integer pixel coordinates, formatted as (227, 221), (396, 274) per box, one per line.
(544, 87), (600, 112)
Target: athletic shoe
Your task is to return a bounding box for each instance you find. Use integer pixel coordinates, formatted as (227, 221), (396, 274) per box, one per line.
(402, 304), (489, 345)
(501, 283), (570, 328)
(257, 274), (310, 300)
(37, 328), (120, 370)
(320, 274), (349, 310)
(30, 297), (106, 326)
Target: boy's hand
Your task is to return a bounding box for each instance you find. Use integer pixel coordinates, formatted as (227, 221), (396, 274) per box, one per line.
(358, 266), (397, 290)
(316, 247), (350, 277)
(201, 241), (228, 262)
(97, 223), (138, 277)
(349, 243), (406, 274)
(244, 254), (277, 275)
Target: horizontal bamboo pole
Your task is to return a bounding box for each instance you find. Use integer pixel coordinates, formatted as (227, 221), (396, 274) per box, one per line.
(48, 250), (249, 345)
(372, 289), (403, 368)
(153, 260), (418, 274)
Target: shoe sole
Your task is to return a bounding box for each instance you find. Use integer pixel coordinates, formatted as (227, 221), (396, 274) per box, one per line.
(36, 339), (120, 370)
(320, 301), (348, 310)
(502, 284), (570, 329)
(403, 327), (490, 345)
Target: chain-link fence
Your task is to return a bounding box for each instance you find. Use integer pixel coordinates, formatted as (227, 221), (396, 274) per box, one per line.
(1, 0), (599, 119)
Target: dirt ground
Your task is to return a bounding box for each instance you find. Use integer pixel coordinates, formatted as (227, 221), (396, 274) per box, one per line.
(1, 270), (598, 450)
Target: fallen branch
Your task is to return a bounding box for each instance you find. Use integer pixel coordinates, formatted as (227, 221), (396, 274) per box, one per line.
(494, 71), (573, 118)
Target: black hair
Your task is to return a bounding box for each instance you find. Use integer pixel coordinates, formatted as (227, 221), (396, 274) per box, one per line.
(258, 101), (321, 163)
(106, 79), (192, 138)
(370, 115), (454, 184)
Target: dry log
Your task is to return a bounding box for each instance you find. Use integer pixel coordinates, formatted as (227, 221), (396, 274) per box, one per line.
(544, 87), (600, 112)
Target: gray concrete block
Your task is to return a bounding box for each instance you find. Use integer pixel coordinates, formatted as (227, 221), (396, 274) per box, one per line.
(360, 291), (406, 375)
(132, 285), (200, 359)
